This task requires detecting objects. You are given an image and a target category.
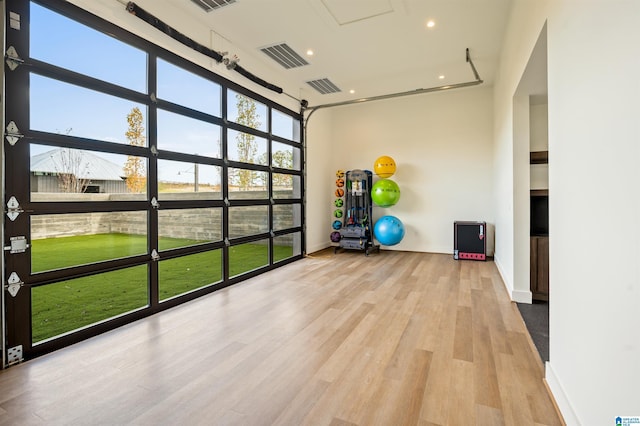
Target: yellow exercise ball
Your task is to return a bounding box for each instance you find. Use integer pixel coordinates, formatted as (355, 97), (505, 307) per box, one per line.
(373, 155), (396, 178)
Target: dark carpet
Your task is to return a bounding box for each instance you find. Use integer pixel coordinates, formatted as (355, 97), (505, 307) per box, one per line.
(516, 300), (549, 363)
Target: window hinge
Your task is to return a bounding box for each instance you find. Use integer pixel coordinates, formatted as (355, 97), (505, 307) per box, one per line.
(6, 196), (23, 221)
(5, 272), (24, 297)
(5, 121), (24, 146)
(5, 46), (23, 71)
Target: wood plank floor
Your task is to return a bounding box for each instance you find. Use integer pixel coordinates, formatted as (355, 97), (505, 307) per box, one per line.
(0, 250), (563, 425)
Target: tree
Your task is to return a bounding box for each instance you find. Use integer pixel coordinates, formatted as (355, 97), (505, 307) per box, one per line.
(123, 107), (146, 193)
(271, 150), (293, 188)
(50, 128), (91, 193)
(231, 94), (261, 190)
(54, 148), (91, 193)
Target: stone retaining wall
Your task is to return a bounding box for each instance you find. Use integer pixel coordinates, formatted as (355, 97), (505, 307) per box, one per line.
(30, 192), (299, 244)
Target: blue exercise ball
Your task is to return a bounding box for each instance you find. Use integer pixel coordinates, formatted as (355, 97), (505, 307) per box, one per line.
(374, 215), (405, 246)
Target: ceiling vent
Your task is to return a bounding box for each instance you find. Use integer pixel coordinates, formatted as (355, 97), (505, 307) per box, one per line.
(189, 0), (237, 12)
(306, 78), (341, 94)
(260, 43), (309, 69)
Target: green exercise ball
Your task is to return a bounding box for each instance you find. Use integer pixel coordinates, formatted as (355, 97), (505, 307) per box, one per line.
(371, 179), (401, 207)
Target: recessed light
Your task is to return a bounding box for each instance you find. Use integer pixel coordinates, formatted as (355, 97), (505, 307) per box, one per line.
(426, 20), (435, 28)
(349, 89), (355, 94)
(439, 75), (445, 79)
(306, 49), (314, 56)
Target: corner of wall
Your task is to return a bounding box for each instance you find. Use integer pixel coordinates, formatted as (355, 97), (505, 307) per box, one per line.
(494, 254), (532, 303)
(545, 362), (581, 425)
(306, 242), (330, 255)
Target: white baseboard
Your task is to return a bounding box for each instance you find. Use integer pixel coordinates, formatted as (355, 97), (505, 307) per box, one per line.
(512, 289), (532, 303)
(545, 361), (581, 425)
(494, 255), (532, 303)
(494, 255), (510, 289)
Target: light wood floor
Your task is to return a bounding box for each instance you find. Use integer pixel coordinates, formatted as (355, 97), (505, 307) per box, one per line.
(0, 250), (562, 425)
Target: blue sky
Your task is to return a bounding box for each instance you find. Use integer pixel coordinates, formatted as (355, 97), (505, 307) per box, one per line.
(28, 2), (297, 187)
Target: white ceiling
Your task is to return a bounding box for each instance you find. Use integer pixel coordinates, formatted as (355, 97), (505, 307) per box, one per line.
(120, 0), (513, 106)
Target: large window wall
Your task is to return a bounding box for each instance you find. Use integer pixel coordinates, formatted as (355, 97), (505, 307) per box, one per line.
(3, 0), (303, 361)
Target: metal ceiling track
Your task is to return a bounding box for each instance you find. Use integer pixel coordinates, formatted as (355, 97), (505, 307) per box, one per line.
(303, 48), (483, 121)
(124, 2), (284, 94)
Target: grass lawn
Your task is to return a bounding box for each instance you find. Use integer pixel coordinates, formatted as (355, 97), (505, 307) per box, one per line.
(31, 233), (294, 343)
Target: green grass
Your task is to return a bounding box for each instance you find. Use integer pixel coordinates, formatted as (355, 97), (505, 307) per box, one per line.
(31, 234), (206, 272)
(32, 265), (149, 343)
(31, 233), (294, 343)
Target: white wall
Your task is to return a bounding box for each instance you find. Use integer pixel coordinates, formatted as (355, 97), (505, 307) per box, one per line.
(492, 0), (550, 302)
(304, 109), (334, 254)
(311, 87), (495, 254)
(547, 1), (640, 423)
(494, 0), (640, 423)
(530, 103), (548, 152)
(512, 93), (533, 302)
(529, 103), (549, 190)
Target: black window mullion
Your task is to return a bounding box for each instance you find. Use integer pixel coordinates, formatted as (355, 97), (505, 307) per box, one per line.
(155, 99), (224, 127)
(221, 87), (230, 282)
(148, 52), (159, 308)
(28, 62), (149, 107)
(156, 151), (224, 167)
(226, 121), (270, 141)
(27, 131), (150, 158)
(5, 0), (35, 356)
(268, 107), (274, 266)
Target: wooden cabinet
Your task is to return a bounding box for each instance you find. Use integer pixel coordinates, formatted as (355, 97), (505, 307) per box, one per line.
(530, 150), (549, 301)
(530, 236), (549, 301)
(529, 150), (548, 164)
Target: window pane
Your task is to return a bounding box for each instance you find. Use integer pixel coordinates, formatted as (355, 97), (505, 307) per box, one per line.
(30, 144), (147, 201)
(157, 110), (221, 158)
(272, 109), (300, 142)
(157, 58), (221, 116)
(227, 90), (267, 132)
(30, 3), (146, 93)
(30, 74), (146, 144)
(229, 241), (268, 277)
(274, 233), (302, 263)
(273, 204), (302, 231)
(159, 208), (222, 250)
(32, 265), (148, 343)
(158, 160), (221, 200)
(31, 212), (148, 273)
(228, 129), (267, 165)
(159, 250), (222, 301)
(228, 206), (268, 238)
(273, 174), (301, 199)
(228, 168), (268, 199)
(272, 142), (300, 171)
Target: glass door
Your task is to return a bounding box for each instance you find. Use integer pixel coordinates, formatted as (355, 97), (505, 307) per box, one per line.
(3, 0), (303, 363)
